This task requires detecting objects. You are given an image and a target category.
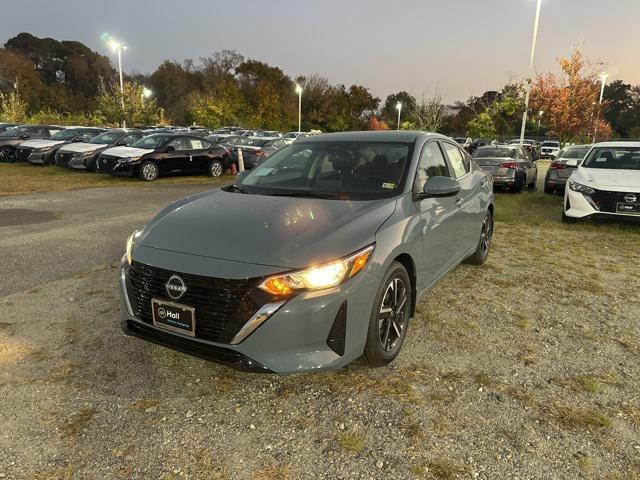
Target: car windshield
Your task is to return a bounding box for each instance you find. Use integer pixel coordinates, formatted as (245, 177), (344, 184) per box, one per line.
(0, 125), (29, 137)
(90, 132), (123, 144)
(581, 147), (640, 170)
(472, 147), (516, 158)
(132, 135), (171, 149)
(236, 141), (413, 200)
(559, 147), (590, 159)
(542, 141), (560, 147)
(50, 129), (81, 141)
(237, 137), (269, 147)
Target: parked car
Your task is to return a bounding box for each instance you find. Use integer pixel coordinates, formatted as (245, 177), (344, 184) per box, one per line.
(562, 142), (640, 223)
(544, 144), (591, 194)
(472, 145), (537, 191)
(283, 131), (307, 140)
(540, 140), (561, 159)
(56, 129), (145, 171)
(119, 131), (494, 373)
(506, 139), (540, 160)
(95, 133), (231, 180)
(468, 138), (489, 154)
(18, 127), (106, 165)
(227, 136), (282, 169)
(0, 125), (64, 162)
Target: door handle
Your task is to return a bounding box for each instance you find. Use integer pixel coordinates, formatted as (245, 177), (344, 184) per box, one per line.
(455, 197), (464, 207)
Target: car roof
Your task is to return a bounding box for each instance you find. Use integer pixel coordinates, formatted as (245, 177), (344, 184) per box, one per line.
(594, 141), (640, 148)
(297, 131), (443, 143)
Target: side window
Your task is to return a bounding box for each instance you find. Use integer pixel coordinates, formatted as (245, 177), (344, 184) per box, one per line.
(81, 132), (96, 142)
(415, 142), (450, 191)
(442, 143), (468, 179)
(34, 128), (49, 137)
(121, 134), (139, 146)
(188, 138), (208, 150)
(166, 137), (189, 151)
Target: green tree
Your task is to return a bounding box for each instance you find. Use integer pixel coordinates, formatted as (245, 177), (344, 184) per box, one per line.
(95, 81), (159, 127)
(187, 80), (247, 128)
(413, 90), (446, 132)
(603, 80), (640, 138)
(380, 91), (416, 127)
(467, 112), (496, 139)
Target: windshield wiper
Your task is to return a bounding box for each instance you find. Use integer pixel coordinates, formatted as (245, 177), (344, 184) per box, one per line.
(230, 184), (251, 194)
(262, 191), (339, 199)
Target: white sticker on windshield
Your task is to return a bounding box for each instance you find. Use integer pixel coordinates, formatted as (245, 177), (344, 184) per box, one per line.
(382, 182), (396, 189)
(255, 168), (274, 176)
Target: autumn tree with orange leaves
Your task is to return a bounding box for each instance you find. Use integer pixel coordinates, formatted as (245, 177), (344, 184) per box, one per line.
(529, 47), (612, 143)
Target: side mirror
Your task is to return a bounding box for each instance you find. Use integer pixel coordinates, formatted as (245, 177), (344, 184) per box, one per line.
(165, 145), (175, 152)
(565, 159), (578, 167)
(236, 170), (249, 182)
(21, 134), (31, 139)
(417, 176), (461, 199)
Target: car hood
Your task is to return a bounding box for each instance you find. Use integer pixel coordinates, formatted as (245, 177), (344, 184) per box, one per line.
(574, 168), (640, 191)
(137, 189), (397, 269)
(59, 142), (107, 153)
(101, 146), (154, 158)
(19, 139), (65, 149)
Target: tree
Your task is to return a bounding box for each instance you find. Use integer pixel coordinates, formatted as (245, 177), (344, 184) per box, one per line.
(187, 80), (247, 128)
(0, 48), (46, 111)
(346, 85), (380, 130)
(0, 91), (28, 122)
(413, 90), (446, 132)
(95, 81), (159, 126)
(367, 115), (388, 130)
(149, 60), (204, 124)
(467, 112), (496, 139)
(529, 47), (613, 142)
(602, 80), (640, 138)
(380, 92), (416, 126)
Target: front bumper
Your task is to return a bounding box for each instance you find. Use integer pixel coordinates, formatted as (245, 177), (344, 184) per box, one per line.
(118, 247), (380, 373)
(564, 187), (640, 221)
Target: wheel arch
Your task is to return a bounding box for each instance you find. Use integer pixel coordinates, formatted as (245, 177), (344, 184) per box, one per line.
(392, 253), (417, 317)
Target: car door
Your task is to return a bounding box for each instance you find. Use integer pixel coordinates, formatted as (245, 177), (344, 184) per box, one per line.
(440, 141), (485, 259)
(186, 137), (211, 172)
(517, 147), (534, 184)
(414, 141), (462, 286)
(162, 137), (191, 172)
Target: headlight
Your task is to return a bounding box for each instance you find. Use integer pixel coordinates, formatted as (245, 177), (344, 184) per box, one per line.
(120, 157), (134, 163)
(125, 229), (143, 265)
(39, 145), (54, 152)
(259, 244), (374, 296)
(568, 179), (595, 195)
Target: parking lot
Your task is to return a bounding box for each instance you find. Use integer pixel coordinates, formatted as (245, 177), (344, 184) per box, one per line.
(1, 163), (639, 480)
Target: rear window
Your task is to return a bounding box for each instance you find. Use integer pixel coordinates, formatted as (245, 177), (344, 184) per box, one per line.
(472, 147), (517, 158)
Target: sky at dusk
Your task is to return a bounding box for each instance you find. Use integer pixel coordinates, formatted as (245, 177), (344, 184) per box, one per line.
(3, 0), (639, 103)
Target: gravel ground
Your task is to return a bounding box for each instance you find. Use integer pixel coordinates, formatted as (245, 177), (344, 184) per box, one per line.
(1, 173), (639, 480)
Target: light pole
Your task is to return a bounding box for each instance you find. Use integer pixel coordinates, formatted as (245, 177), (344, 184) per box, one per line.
(519, 0), (543, 145)
(295, 84), (303, 133)
(593, 73), (608, 143)
(536, 110), (543, 136)
(396, 102), (402, 130)
(102, 34), (127, 127)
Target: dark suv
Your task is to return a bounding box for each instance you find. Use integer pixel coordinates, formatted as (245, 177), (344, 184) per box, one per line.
(95, 133), (231, 181)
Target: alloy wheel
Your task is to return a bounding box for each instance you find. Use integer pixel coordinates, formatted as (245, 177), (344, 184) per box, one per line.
(378, 277), (408, 352)
(142, 163), (158, 181)
(0, 147), (15, 162)
(210, 160), (223, 177)
(480, 213), (493, 256)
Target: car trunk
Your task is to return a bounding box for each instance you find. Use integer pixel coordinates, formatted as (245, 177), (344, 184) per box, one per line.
(473, 157), (516, 175)
(550, 159), (577, 179)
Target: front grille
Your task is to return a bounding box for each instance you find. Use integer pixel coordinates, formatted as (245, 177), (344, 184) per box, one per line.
(127, 262), (268, 344)
(16, 147), (33, 162)
(96, 155), (120, 172)
(57, 151), (74, 167)
(589, 189), (638, 213)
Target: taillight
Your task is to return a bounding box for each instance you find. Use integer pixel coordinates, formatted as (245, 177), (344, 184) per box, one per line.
(499, 162), (518, 169)
(549, 162), (565, 170)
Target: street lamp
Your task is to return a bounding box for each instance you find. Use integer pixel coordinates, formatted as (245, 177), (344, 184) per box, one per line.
(102, 34), (127, 127)
(593, 72), (608, 143)
(519, 0), (543, 145)
(142, 87), (152, 99)
(536, 110), (543, 136)
(295, 84), (303, 133)
(396, 102), (402, 130)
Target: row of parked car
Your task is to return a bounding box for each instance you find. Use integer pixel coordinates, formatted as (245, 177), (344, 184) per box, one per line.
(454, 136), (561, 161)
(0, 123), (318, 181)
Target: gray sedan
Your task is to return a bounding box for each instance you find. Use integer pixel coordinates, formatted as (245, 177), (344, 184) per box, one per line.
(544, 145), (591, 194)
(472, 145), (537, 192)
(119, 131), (494, 373)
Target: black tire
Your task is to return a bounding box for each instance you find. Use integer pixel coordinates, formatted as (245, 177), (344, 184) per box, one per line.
(208, 159), (224, 177)
(364, 262), (412, 367)
(0, 146), (16, 163)
(561, 211), (577, 224)
(139, 160), (160, 181)
(512, 172), (525, 193)
(465, 209), (493, 265)
(527, 173), (537, 189)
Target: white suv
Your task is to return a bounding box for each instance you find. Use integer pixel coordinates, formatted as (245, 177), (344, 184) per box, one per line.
(563, 142), (640, 223)
(540, 140), (561, 159)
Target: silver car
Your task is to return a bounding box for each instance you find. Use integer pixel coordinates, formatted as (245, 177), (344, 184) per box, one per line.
(472, 145), (538, 192)
(120, 131), (494, 373)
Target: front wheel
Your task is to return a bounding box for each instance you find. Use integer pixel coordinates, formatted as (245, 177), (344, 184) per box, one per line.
(465, 209), (493, 265)
(208, 159), (224, 177)
(364, 262), (412, 367)
(0, 147), (15, 163)
(139, 160), (159, 181)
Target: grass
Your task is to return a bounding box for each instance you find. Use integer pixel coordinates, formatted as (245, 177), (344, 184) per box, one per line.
(252, 462), (293, 480)
(411, 459), (469, 479)
(547, 403), (612, 430)
(337, 431), (366, 454)
(0, 162), (233, 196)
(59, 407), (96, 440)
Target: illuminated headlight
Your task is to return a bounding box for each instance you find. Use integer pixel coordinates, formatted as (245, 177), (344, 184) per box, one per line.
(125, 229), (143, 265)
(568, 179), (595, 195)
(259, 244), (374, 296)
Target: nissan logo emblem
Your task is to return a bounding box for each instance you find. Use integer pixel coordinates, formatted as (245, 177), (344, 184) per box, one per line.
(165, 275), (187, 300)
(624, 194), (637, 203)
